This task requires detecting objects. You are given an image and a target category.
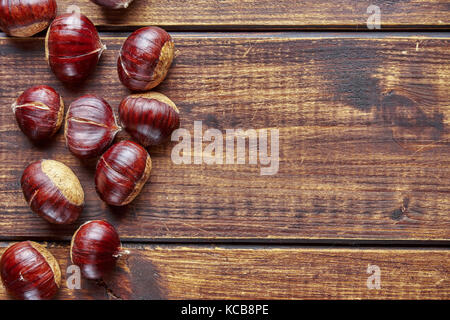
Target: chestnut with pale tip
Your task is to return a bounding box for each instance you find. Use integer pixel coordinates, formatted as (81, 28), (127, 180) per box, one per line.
(0, 241), (61, 300)
(0, 0), (57, 37)
(45, 13), (106, 83)
(90, 0), (134, 9)
(118, 26), (174, 91)
(65, 95), (121, 159)
(21, 159), (84, 224)
(119, 92), (180, 147)
(95, 140), (152, 206)
(70, 220), (125, 279)
(12, 85), (64, 143)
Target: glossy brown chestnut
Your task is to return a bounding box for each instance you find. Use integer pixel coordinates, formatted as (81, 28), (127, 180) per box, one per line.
(70, 220), (123, 279)
(118, 26), (174, 91)
(12, 85), (64, 143)
(65, 95), (120, 159)
(0, 0), (57, 37)
(119, 92), (180, 147)
(90, 0), (133, 9)
(0, 241), (61, 300)
(45, 13), (106, 83)
(95, 140), (151, 206)
(21, 159), (84, 224)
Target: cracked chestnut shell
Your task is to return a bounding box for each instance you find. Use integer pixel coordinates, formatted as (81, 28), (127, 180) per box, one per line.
(119, 92), (180, 147)
(0, 0), (57, 37)
(0, 241), (61, 300)
(21, 159), (84, 224)
(95, 140), (151, 206)
(65, 95), (120, 159)
(90, 0), (133, 9)
(12, 85), (64, 143)
(45, 13), (106, 83)
(118, 26), (174, 91)
(70, 220), (122, 279)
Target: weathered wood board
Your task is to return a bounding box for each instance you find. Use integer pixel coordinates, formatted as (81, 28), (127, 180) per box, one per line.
(53, 0), (450, 30)
(0, 243), (447, 299)
(0, 0), (449, 300)
(0, 34), (449, 241)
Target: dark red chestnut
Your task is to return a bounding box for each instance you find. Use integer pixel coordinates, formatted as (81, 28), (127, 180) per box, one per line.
(12, 85), (64, 143)
(45, 13), (106, 83)
(90, 0), (134, 9)
(118, 26), (174, 91)
(21, 159), (84, 224)
(70, 220), (123, 279)
(95, 140), (152, 206)
(119, 92), (180, 147)
(0, 0), (56, 37)
(65, 95), (120, 159)
(0, 241), (61, 300)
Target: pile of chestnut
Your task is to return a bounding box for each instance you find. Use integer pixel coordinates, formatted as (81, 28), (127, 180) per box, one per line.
(0, 0), (180, 299)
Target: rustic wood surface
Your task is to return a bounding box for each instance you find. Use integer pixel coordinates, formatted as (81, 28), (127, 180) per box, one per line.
(0, 242), (447, 299)
(53, 0), (450, 30)
(0, 0), (449, 300)
(0, 34), (448, 241)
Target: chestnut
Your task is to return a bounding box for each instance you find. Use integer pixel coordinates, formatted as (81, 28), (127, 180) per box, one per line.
(0, 241), (61, 300)
(0, 0), (57, 37)
(118, 26), (174, 91)
(45, 13), (106, 83)
(21, 159), (84, 224)
(95, 140), (151, 206)
(65, 95), (120, 159)
(119, 92), (180, 147)
(90, 0), (134, 9)
(70, 220), (123, 279)
(12, 85), (64, 143)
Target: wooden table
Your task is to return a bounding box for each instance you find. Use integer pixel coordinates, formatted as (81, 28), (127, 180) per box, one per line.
(0, 0), (449, 299)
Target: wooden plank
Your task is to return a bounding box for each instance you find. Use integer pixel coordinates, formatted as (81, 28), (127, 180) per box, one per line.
(0, 243), (447, 299)
(0, 34), (449, 241)
(53, 0), (450, 30)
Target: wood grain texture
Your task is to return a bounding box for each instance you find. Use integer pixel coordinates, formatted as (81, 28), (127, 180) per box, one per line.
(0, 243), (447, 299)
(0, 33), (449, 241)
(53, 0), (450, 30)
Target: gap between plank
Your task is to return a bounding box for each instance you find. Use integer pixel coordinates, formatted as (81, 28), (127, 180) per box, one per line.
(0, 237), (448, 248)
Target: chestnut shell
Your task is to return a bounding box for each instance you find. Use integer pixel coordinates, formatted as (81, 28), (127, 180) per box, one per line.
(70, 220), (121, 279)
(65, 95), (120, 159)
(12, 85), (64, 142)
(95, 140), (152, 206)
(117, 26), (174, 91)
(0, 241), (61, 300)
(0, 0), (57, 37)
(21, 159), (84, 224)
(45, 13), (105, 83)
(119, 92), (180, 147)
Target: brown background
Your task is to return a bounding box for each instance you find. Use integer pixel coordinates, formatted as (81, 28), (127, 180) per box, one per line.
(0, 0), (448, 299)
